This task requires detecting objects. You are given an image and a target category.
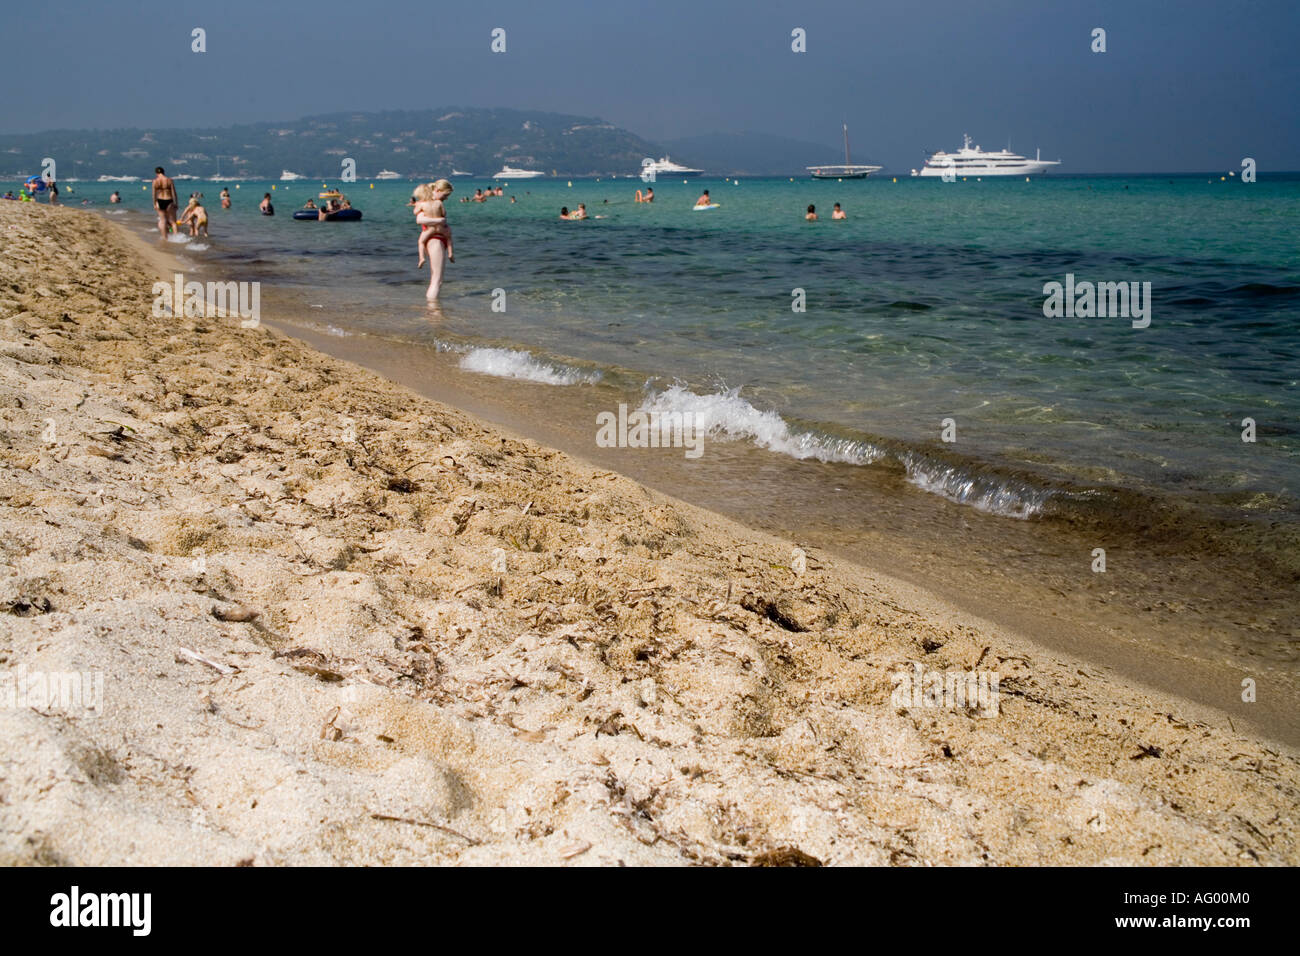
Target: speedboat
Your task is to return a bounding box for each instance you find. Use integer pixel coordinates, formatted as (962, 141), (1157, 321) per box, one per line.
(912, 134), (1061, 177)
(375, 170), (402, 180)
(280, 170), (307, 181)
(293, 189), (362, 220)
(493, 165), (546, 179)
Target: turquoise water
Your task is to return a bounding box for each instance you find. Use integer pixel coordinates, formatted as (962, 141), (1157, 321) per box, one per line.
(64, 174), (1300, 533)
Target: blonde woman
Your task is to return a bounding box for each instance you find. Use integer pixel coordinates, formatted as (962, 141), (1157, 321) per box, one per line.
(413, 179), (454, 301)
(413, 181), (454, 266)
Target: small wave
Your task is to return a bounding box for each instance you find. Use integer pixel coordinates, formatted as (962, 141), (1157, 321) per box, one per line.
(638, 386), (1056, 519)
(638, 385), (885, 465)
(457, 347), (601, 385)
(1231, 282), (1300, 299)
(902, 454), (1054, 519)
(187, 243), (210, 252)
(166, 234), (191, 244)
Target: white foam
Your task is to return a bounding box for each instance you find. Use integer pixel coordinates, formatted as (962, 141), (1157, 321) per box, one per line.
(187, 243), (209, 252)
(903, 455), (1051, 519)
(638, 386), (1049, 520)
(457, 347), (601, 386)
(166, 233), (191, 244)
(637, 385), (883, 464)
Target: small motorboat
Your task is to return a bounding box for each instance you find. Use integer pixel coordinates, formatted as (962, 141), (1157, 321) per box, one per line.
(293, 189), (362, 220)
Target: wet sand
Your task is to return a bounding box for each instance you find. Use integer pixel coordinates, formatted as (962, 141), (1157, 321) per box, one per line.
(1, 201), (1297, 866)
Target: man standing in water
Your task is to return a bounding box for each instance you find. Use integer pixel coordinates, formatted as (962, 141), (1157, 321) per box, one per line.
(151, 167), (177, 238)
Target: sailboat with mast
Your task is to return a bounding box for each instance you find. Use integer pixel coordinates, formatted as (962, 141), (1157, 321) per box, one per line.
(807, 123), (882, 179)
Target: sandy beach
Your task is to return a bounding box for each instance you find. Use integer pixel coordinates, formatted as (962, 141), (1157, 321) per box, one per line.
(1, 200), (1297, 866)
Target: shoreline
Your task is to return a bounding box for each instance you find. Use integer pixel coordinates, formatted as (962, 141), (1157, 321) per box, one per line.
(2, 201), (1297, 865)
(271, 311), (1300, 748)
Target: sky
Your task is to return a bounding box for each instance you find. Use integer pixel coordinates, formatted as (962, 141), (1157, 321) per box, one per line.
(2, 0), (1297, 172)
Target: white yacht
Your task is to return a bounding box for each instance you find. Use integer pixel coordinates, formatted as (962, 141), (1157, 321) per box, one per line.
(451, 169), (473, 177)
(375, 170), (402, 180)
(808, 124), (881, 179)
(96, 175), (140, 182)
(279, 170), (307, 181)
(493, 165), (546, 179)
(912, 134), (1061, 178)
(638, 156), (703, 178)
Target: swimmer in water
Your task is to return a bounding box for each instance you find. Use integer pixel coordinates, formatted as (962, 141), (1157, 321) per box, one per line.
(832, 203), (846, 220)
(413, 180), (454, 267)
(259, 193), (274, 215)
(220, 187), (231, 209)
(110, 191), (121, 203)
(695, 189), (711, 206)
(805, 204), (817, 221)
(572, 203), (588, 220)
(559, 206), (571, 220)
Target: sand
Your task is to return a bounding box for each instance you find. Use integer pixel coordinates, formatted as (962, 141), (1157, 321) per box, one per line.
(0, 200), (1296, 866)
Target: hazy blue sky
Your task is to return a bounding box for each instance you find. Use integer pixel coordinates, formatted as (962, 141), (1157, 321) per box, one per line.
(3, 0), (1296, 172)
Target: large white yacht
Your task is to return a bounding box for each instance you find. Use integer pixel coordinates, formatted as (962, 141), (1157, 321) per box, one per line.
(493, 165), (546, 179)
(375, 170), (402, 180)
(912, 135), (1061, 177)
(279, 170), (307, 181)
(639, 156), (703, 179)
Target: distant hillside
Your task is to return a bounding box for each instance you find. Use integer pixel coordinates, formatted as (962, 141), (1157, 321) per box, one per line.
(0, 109), (677, 180)
(660, 131), (878, 177)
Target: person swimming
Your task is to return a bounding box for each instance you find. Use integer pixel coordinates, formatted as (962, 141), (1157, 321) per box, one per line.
(109, 190), (121, 203)
(831, 203), (846, 220)
(805, 204), (818, 221)
(559, 206), (571, 219)
(219, 187), (231, 209)
(695, 189), (711, 206)
(259, 193), (274, 215)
